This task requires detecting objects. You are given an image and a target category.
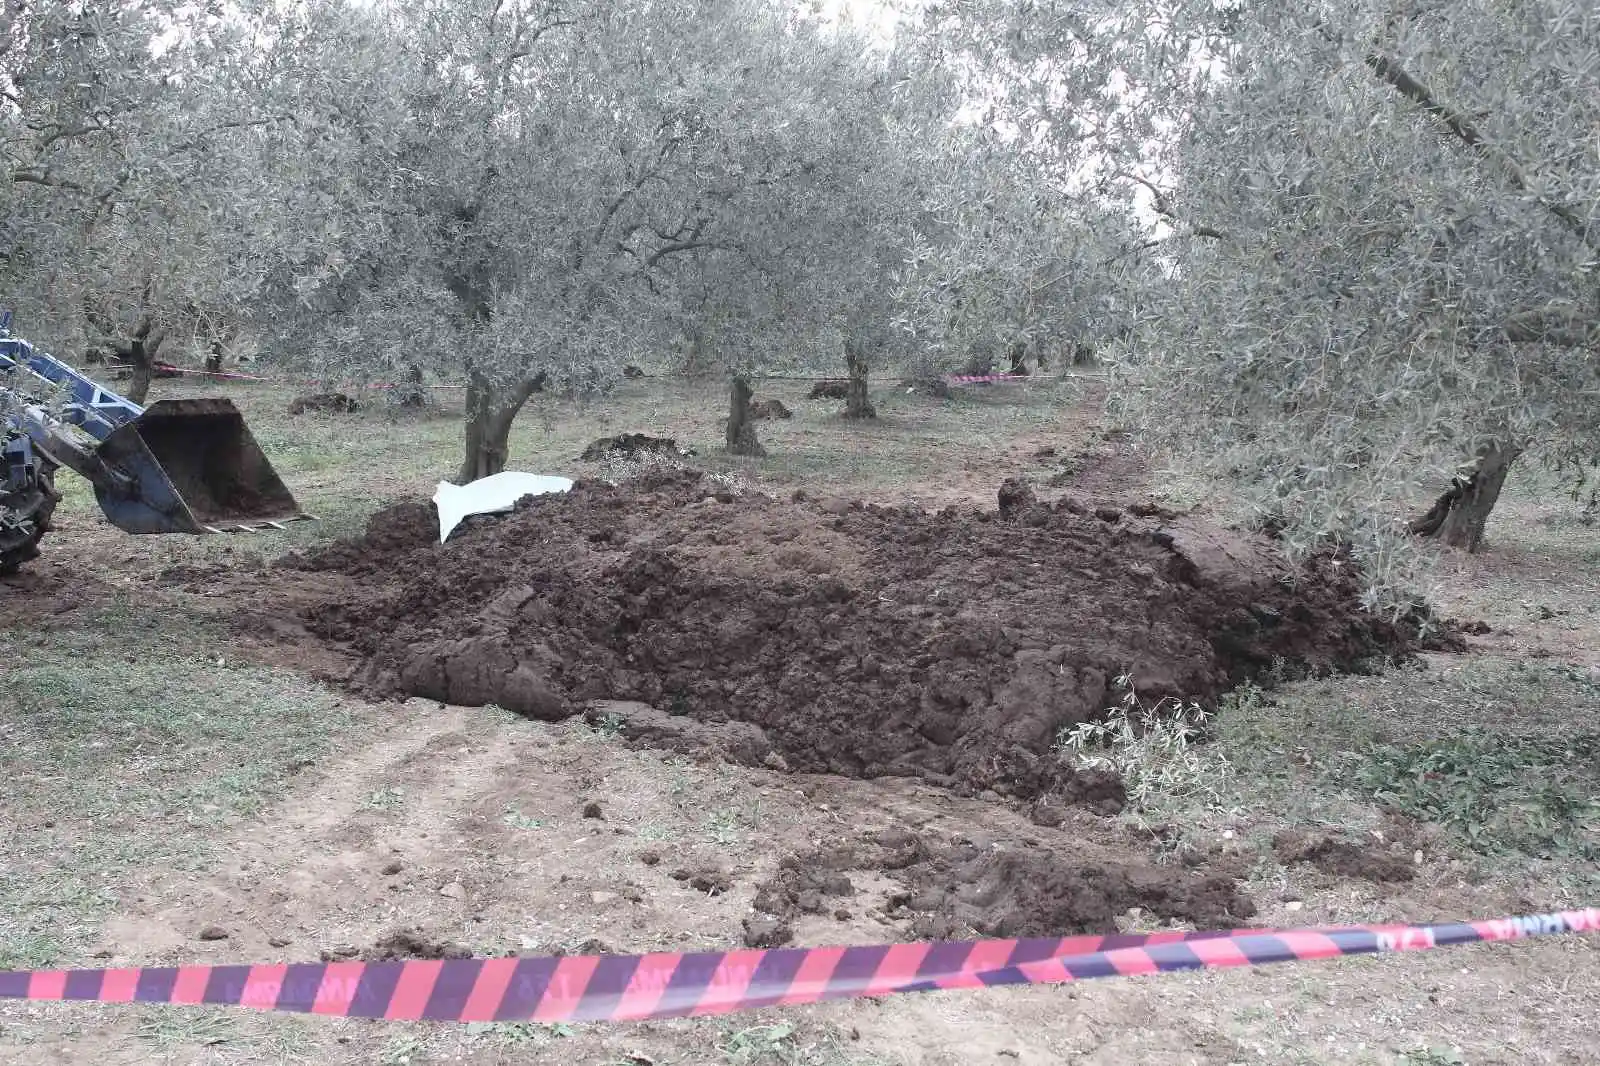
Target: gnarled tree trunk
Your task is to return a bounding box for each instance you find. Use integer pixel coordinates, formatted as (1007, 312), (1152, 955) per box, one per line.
(101, 317), (166, 405)
(458, 373), (542, 483)
(1408, 440), (1523, 552)
(843, 338), (876, 420)
(122, 333), (157, 405)
(726, 375), (765, 456)
(1007, 340), (1029, 375)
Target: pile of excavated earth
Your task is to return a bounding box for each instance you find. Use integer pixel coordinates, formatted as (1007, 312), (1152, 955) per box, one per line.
(250, 467), (1461, 943)
(284, 468), (1444, 804)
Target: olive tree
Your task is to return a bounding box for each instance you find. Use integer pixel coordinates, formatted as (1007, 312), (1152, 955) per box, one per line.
(2, 1), (273, 400)
(891, 130), (1145, 377)
(926, 0), (1599, 583)
(1130, 1), (1599, 563)
(236, 0), (942, 480)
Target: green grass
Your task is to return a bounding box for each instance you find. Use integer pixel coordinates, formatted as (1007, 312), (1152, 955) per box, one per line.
(715, 1021), (897, 1066)
(1104, 656), (1600, 898)
(1352, 729), (1598, 861)
(0, 613), (342, 969)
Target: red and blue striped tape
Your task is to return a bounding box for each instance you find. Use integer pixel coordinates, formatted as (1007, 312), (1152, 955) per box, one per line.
(948, 373), (1030, 384)
(1, 909), (1593, 1023)
(150, 364), (468, 389)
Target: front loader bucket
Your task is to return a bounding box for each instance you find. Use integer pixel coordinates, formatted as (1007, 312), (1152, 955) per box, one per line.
(90, 398), (313, 534)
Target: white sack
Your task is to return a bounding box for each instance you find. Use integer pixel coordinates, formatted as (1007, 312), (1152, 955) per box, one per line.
(432, 471), (573, 542)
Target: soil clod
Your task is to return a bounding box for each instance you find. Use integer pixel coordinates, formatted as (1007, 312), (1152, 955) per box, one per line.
(580, 433), (694, 462)
(288, 392), (359, 415)
(753, 832), (1255, 940)
(671, 865), (732, 896)
(1273, 830), (1417, 884)
(742, 916), (794, 948)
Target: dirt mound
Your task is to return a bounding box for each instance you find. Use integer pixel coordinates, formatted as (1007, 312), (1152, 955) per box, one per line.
(288, 392), (360, 415)
(1272, 830), (1417, 884)
(749, 398), (793, 420)
(751, 830), (1255, 943)
(580, 433), (694, 462)
(808, 379), (850, 399)
(321, 929), (473, 962)
(288, 473), (1442, 798)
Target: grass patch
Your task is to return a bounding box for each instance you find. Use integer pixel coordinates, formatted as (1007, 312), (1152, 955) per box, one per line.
(1110, 656), (1599, 893)
(1351, 730), (1599, 860)
(0, 618), (342, 969)
(718, 1021), (897, 1066)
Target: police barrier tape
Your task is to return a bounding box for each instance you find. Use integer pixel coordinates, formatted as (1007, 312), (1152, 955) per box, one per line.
(0, 909), (1594, 1024)
(948, 373), (1031, 384)
(143, 363), (469, 389)
(154, 364), (1023, 390)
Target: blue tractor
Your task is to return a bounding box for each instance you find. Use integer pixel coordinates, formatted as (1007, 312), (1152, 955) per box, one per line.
(0, 312), (312, 573)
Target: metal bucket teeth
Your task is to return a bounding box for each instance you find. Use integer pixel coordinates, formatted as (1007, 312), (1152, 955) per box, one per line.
(201, 513), (315, 535)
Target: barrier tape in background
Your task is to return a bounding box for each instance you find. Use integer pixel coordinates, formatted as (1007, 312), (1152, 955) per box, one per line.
(1, 909), (1593, 1024)
(142, 364), (468, 390)
(144, 364), (1029, 391)
(948, 373), (1030, 384)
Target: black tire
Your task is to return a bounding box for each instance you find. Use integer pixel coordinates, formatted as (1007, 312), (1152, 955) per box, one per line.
(0, 464), (58, 575)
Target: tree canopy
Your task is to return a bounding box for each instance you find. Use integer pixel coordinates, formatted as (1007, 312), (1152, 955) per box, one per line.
(4, 0), (1594, 579)
(915, 0), (1599, 593)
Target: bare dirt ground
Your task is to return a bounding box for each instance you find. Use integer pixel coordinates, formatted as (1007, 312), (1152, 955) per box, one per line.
(2, 371), (1596, 1066)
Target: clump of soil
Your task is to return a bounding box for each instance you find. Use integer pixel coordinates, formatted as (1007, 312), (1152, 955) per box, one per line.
(1273, 830), (1417, 884)
(288, 392), (360, 415)
(749, 398), (793, 420)
(322, 929), (473, 962)
(901, 377), (954, 399)
(752, 830), (1255, 941)
(583, 700), (775, 767)
(288, 473), (1446, 799)
(580, 433), (694, 462)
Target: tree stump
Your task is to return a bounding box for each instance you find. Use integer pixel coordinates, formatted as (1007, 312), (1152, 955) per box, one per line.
(727, 376), (766, 456)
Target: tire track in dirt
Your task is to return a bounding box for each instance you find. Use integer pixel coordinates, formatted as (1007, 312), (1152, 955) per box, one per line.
(97, 701), (511, 961)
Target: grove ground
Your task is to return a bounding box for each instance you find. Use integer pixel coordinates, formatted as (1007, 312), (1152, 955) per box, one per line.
(2, 371), (1596, 1066)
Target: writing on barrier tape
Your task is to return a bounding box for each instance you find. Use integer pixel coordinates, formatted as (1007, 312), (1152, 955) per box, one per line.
(0, 909), (1594, 1024)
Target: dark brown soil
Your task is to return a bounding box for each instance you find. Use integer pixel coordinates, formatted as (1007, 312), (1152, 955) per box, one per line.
(751, 829), (1256, 942)
(322, 929), (473, 962)
(1272, 830), (1417, 884)
(579, 433), (693, 462)
(749, 399), (793, 420)
(284, 469), (1447, 800)
(288, 392), (359, 415)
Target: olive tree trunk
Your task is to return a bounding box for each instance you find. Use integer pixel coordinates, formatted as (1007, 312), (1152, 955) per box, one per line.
(1408, 440), (1523, 552)
(1007, 340), (1029, 375)
(843, 338), (876, 420)
(726, 375), (765, 456)
(110, 319), (166, 405)
(457, 373), (543, 483)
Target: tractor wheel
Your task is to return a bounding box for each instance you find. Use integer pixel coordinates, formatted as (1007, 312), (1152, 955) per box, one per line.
(0, 464), (59, 575)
